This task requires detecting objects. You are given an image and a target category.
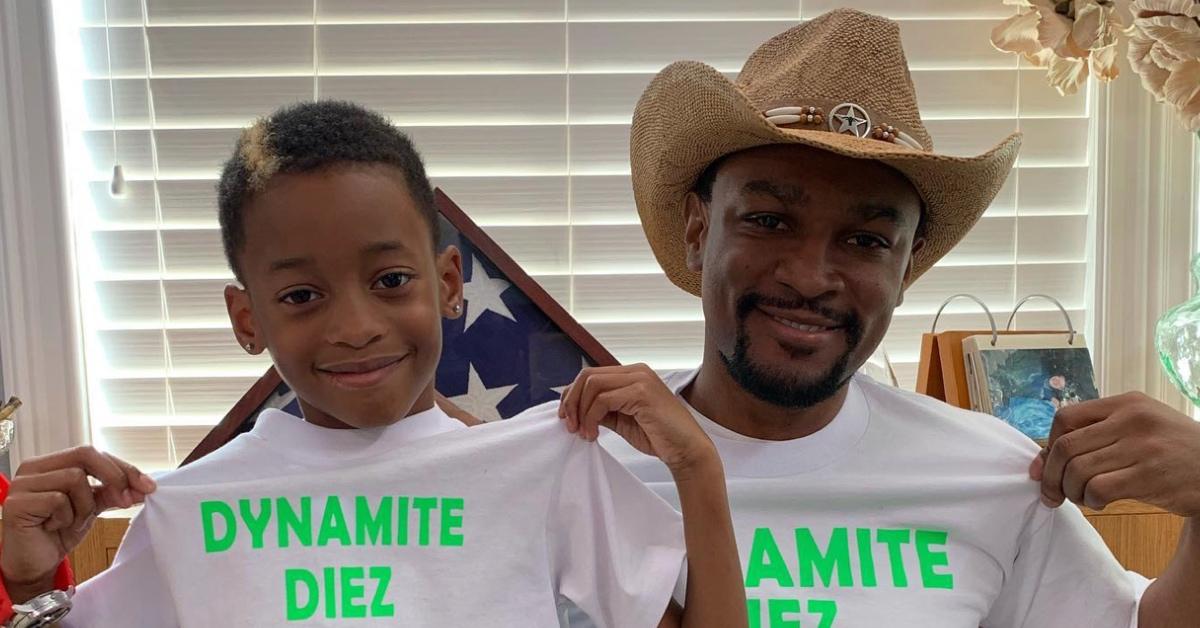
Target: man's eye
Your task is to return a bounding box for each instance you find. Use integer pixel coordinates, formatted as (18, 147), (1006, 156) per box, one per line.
(850, 235), (890, 249)
(280, 289), (320, 305)
(750, 214), (785, 230)
(373, 272), (412, 290)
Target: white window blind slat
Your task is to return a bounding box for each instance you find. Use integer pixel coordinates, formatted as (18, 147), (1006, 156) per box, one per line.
(317, 0), (566, 22)
(84, 165), (1092, 232)
(150, 26), (315, 76)
(323, 75), (568, 124)
(802, 0), (1012, 18)
(56, 0), (1096, 470)
(82, 123), (1089, 183)
(81, 68), (1087, 131)
(145, 0), (313, 25)
(568, 0), (798, 20)
(98, 426), (210, 469)
(81, 20), (1017, 79)
(428, 176), (569, 224)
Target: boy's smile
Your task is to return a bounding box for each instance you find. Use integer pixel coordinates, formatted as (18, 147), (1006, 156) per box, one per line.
(224, 164), (462, 430)
(317, 353), (410, 389)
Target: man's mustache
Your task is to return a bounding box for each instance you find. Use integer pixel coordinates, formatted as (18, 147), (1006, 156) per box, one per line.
(735, 292), (861, 335)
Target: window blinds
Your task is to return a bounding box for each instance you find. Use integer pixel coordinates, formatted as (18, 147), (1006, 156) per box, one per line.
(53, 0), (1094, 470)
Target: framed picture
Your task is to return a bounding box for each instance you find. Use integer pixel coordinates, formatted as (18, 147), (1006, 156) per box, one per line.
(963, 334), (1099, 443)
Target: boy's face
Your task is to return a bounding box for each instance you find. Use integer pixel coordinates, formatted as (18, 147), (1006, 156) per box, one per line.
(224, 165), (462, 429)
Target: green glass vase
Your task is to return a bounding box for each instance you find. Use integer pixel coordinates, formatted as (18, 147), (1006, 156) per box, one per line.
(1156, 252), (1200, 405)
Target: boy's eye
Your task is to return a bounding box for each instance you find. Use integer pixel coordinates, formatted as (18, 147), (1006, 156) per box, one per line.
(373, 271), (412, 290)
(280, 288), (322, 305)
(748, 214), (786, 231)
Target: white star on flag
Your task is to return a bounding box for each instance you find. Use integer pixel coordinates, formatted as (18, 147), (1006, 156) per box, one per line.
(449, 364), (518, 423)
(462, 254), (517, 331)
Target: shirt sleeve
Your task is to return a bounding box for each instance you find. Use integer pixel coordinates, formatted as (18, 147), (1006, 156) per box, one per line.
(983, 502), (1139, 628)
(1127, 571), (1152, 628)
(63, 511), (179, 628)
(547, 437), (687, 628)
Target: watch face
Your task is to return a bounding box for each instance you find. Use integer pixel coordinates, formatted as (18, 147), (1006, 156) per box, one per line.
(0, 418), (12, 454)
(0, 397), (18, 454)
(13, 590), (72, 627)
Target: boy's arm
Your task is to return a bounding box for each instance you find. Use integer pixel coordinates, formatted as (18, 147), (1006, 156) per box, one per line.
(658, 602), (684, 627)
(659, 454), (743, 628)
(561, 364), (747, 628)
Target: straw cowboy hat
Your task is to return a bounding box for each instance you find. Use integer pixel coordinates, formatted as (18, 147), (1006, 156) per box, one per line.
(631, 8), (1022, 296)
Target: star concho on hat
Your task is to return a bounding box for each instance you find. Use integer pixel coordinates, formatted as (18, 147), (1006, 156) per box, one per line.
(829, 102), (871, 137)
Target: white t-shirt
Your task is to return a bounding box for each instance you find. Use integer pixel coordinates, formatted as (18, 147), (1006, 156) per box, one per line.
(66, 405), (684, 627)
(551, 370), (1148, 628)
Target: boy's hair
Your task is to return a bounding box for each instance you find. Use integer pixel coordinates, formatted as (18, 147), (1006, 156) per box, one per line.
(217, 101), (439, 280)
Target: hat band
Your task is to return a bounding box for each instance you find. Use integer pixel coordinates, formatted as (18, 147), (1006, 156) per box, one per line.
(762, 101), (925, 151)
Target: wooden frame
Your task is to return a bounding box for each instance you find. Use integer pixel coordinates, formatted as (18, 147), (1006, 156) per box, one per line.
(181, 189), (617, 466)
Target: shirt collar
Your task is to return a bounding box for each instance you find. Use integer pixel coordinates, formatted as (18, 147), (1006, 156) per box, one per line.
(666, 368), (871, 478)
(248, 404), (466, 464)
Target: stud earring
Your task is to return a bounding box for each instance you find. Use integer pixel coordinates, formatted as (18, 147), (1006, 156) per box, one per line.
(453, 303), (462, 314)
(244, 343), (254, 352)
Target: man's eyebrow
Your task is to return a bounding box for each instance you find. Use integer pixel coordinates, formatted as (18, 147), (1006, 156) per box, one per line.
(741, 180), (810, 206)
(852, 202), (907, 226)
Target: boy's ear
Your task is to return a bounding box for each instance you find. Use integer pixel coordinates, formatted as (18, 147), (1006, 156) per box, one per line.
(437, 245), (465, 319)
(225, 283), (264, 354)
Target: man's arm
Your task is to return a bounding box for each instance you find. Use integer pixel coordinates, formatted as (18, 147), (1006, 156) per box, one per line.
(1033, 392), (1200, 627)
(1139, 518), (1200, 626)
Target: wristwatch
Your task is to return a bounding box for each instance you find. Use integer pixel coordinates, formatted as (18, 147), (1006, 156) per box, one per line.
(6, 588), (72, 628)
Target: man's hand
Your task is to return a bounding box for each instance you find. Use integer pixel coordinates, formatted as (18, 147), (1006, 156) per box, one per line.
(1, 446), (156, 603)
(558, 364), (718, 477)
(1031, 392), (1200, 517)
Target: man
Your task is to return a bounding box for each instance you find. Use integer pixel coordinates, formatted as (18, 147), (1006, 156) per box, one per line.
(556, 8), (1200, 627)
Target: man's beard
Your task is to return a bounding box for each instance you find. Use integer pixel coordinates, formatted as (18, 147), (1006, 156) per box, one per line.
(718, 292), (864, 409)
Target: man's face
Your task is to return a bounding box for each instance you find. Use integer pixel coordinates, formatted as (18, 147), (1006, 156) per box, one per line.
(685, 144), (925, 409)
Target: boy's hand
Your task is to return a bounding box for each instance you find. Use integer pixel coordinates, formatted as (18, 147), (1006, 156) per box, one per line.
(1, 447), (155, 602)
(558, 364), (718, 477)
